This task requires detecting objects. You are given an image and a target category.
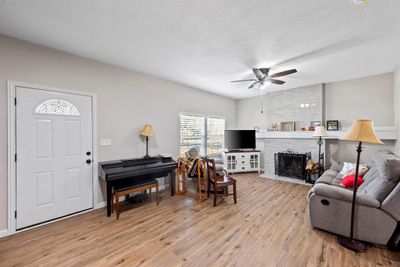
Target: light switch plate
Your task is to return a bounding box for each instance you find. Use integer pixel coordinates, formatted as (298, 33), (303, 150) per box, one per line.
(100, 138), (112, 146)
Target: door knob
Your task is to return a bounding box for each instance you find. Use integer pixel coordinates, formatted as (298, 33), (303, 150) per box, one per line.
(86, 159), (92, 164)
(86, 151), (91, 156)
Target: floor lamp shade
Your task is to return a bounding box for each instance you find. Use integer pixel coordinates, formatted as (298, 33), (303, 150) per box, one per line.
(338, 119), (383, 252)
(341, 120), (383, 144)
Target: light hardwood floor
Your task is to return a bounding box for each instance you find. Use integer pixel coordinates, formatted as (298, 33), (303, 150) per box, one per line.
(0, 173), (399, 266)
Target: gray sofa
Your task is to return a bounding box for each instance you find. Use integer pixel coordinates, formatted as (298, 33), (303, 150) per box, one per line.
(308, 150), (400, 245)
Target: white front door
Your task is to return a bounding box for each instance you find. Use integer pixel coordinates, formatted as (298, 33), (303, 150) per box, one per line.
(16, 87), (93, 229)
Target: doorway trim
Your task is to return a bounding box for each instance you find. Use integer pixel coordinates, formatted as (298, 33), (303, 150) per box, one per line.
(7, 81), (99, 236)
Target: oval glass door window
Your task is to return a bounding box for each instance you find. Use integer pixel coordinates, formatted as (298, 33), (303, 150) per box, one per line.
(34, 99), (80, 116)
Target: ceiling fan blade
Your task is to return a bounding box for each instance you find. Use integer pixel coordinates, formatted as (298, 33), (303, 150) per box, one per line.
(269, 69), (297, 78)
(269, 79), (285, 85)
(230, 79), (257, 83)
(252, 68), (264, 79)
(248, 81), (259, 89)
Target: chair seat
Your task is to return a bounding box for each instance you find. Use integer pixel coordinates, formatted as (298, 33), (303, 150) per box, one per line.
(211, 175), (236, 186)
(113, 178), (158, 192)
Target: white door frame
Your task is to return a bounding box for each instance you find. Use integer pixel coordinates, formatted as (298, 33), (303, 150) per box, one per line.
(7, 81), (99, 236)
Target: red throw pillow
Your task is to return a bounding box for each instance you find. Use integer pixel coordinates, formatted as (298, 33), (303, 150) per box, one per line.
(341, 174), (364, 188)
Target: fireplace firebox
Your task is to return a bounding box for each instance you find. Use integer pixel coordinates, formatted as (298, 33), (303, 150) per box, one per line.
(274, 151), (311, 180)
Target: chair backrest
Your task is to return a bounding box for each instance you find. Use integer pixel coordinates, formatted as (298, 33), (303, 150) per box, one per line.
(205, 158), (217, 183)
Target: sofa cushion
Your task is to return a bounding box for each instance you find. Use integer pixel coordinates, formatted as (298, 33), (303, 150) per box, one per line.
(359, 177), (397, 202)
(358, 151), (400, 202)
(373, 151), (400, 182)
(330, 161), (343, 173)
(361, 164), (377, 185)
(315, 169), (343, 186)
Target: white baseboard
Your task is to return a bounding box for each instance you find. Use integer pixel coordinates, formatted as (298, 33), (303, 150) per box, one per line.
(95, 201), (107, 209)
(0, 229), (9, 238)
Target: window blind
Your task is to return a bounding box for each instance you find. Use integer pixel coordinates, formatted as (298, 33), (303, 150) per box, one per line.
(179, 114), (206, 156)
(207, 117), (225, 156)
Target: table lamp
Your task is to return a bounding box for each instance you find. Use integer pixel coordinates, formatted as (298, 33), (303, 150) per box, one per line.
(313, 126), (329, 177)
(338, 119), (383, 252)
(140, 124), (155, 158)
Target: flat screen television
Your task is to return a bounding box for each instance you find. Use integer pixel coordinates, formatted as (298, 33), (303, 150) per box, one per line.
(224, 130), (256, 150)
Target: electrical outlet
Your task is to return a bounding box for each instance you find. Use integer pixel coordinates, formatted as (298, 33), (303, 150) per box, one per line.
(100, 138), (112, 146)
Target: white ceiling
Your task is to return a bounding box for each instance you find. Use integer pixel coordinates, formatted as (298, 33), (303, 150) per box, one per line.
(1, 0), (400, 99)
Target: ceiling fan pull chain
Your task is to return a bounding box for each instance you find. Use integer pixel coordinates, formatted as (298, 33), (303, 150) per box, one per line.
(259, 85), (264, 114)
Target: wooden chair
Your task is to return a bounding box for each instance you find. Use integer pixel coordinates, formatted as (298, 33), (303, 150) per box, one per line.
(112, 178), (159, 219)
(205, 158), (237, 207)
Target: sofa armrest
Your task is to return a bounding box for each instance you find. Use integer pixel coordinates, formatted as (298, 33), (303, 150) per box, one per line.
(312, 183), (380, 208)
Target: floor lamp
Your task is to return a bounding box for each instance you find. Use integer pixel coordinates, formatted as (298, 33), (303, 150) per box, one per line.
(313, 126), (329, 177)
(338, 119), (383, 252)
(140, 124), (155, 158)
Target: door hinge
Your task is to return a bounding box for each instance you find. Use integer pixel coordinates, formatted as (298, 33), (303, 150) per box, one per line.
(14, 97), (17, 106)
(14, 154), (17, 162)
(14, 211), (17, 218)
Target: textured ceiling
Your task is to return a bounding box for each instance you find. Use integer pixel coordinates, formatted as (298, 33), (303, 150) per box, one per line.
(1, 0), (400, 98)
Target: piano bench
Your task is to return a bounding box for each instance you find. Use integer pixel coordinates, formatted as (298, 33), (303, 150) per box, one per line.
(112, 178), (159, 220)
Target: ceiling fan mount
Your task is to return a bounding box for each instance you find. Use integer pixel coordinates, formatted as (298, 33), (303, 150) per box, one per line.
(231, 67), (297, 89)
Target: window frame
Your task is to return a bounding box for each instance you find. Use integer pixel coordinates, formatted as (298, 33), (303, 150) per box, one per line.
(179, 112), (226, 157)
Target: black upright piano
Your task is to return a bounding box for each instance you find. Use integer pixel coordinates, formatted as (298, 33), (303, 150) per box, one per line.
(98, 156), (177, 217)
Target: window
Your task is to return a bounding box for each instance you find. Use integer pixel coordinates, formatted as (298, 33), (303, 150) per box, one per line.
(207, 117), (225, 156)
(35, 99), (80, 116)
(179, 114), (206, 156)
(179, 114), (225, 157)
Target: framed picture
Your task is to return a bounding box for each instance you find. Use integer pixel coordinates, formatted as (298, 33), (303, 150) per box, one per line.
(327, 120), (339, 131)
(281, 121), (295, 132)
(310, 121), (321, 128)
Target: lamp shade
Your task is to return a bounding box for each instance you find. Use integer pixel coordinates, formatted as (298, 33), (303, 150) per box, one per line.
(313, 126), (329, 137)
(140, 124), (155, 137)
(341, 119), (383, 144)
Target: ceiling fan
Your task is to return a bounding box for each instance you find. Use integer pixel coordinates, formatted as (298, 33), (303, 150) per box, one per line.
(230, 68), (297, 89)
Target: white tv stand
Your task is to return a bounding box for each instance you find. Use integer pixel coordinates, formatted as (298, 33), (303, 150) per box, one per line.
(223, 150), (261, 174)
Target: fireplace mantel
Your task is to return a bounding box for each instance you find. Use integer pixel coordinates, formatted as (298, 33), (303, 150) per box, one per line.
(256, 126), (398, 140)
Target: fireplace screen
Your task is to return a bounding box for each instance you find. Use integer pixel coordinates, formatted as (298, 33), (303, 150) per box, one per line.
(274, 152), (311, 180)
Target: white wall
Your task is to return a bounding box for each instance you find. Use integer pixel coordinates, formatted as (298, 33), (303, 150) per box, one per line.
(325, 73), (394, 129)
(0, 35), (236, 231)
(324, 73), (396, 164)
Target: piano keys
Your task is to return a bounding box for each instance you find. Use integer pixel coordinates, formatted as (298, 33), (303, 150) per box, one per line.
(98, 156), (177, 217)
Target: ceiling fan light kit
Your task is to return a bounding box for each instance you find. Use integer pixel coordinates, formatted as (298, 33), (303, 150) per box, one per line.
(353, 0), (368, 5)
(231, 68), (297, 89)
